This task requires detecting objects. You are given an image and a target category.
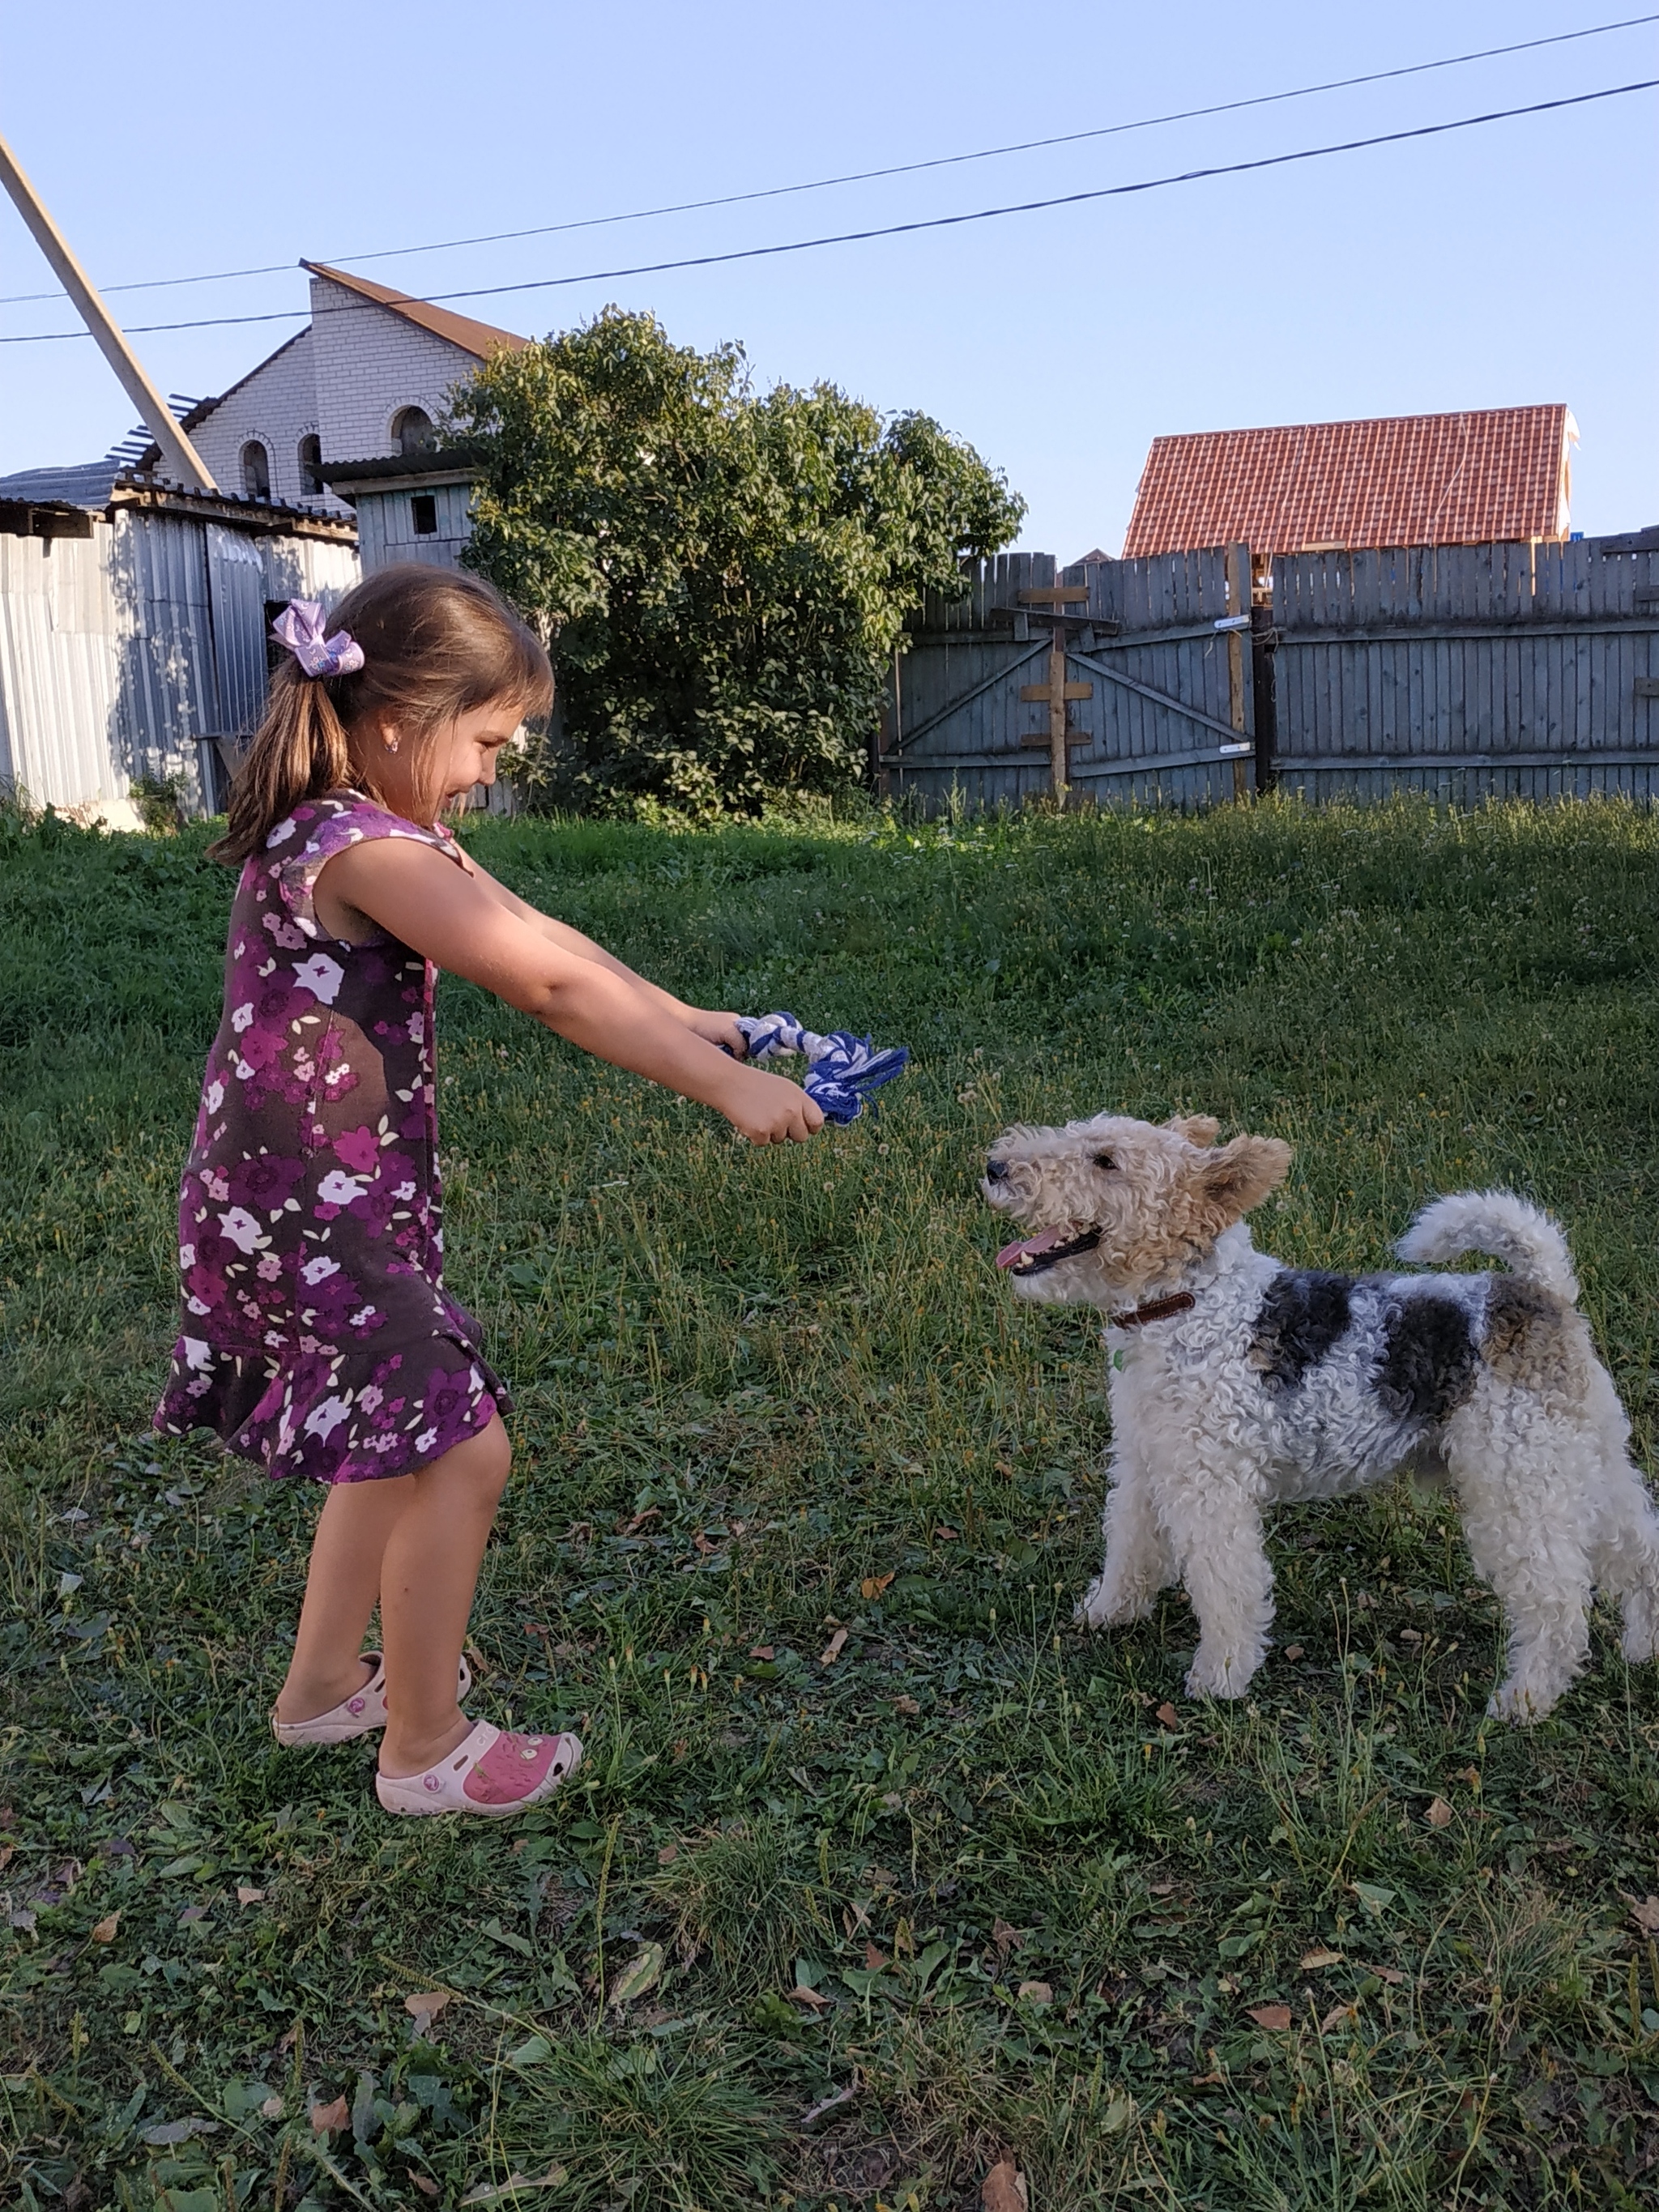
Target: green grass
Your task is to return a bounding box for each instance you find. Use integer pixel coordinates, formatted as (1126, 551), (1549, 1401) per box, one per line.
(5, 795), (1659, 2211)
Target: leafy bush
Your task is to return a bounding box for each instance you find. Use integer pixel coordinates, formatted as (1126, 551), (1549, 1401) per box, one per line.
(452, 307), (1024, 815)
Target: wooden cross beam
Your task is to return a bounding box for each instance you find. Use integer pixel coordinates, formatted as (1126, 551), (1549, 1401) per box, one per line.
(1018, 638), (1094, 787)
(1018, 586), (1090, 607)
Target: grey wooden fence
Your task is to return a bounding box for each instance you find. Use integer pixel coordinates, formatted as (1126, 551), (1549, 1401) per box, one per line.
(885, 529), (1659, 807)
(881, 548), (1258, 809)
(1268, 531), (1659, 800)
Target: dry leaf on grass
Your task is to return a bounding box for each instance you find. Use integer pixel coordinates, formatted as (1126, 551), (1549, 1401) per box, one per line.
(1425, 1796), (1454, 1828)
(1247, 2004), (1293, 2031)
(87, 1913), (119, 1944)
(1374, 1967), (1406, 1985)
(892, 1693), (921, 1715)
(819, 1628), (848, 1665)
(1155, 1702), (1181, 1730)
(1300, 1949), (1343, 1971)
(800, 2078), (859, 2128)
(1283, 1644), (1305, 1662)
(237, 1886), (265, 1905)
(992, 1917), (1022, 1963)
(621, 1506), (660, 1536)
(403, 1990), (453, 2031)
(864, 1941), (888, 1971)
(1016, 1980), (1052, 2006)
(309, 2096), (349, 2134)
(981, 2152), (1030, 2211)
(461, 2172), (566, 2205)
(411, 2179), (440, 2200)
(786, 1984), (834, 2012)
(860, 1571), (895, 1600)
(1623, 1894), (1659, 1934)
(608, 1941), (664, 2011)
(934, 1524), (960, 1541)
(1320, 2003), (1357, 2035)
(1454, 1765), (1482, 1790)
(748, 1645), (774, 1661)
(656, 1843), (679, 1866)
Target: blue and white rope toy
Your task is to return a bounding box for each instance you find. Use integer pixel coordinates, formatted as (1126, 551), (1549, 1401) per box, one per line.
(735, 1012), (911, 1125)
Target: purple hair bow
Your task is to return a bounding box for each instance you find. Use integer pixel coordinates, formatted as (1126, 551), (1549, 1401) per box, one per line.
(271, 599), (365, 679)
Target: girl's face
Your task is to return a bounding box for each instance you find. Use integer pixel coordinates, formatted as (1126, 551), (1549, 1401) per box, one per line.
(373, 701), (523, 820)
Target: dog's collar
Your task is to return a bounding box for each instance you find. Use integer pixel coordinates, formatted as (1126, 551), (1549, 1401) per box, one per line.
(1110, 1290), (1197, 1329)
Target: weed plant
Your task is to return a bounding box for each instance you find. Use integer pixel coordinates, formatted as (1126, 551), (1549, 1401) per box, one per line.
(3, 797), (1659, 2210)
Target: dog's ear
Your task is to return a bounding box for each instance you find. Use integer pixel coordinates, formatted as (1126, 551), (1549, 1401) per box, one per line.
(1165, 1113), (1220, 1148)
(1186, 1134), (1292, 1234)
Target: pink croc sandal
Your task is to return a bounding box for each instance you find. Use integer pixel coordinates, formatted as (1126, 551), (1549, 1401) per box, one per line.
(271, 1653), (473, 1748)
(374, 1720), (583, 1818)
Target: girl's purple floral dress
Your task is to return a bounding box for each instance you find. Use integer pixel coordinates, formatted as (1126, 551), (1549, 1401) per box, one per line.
(154, 791), (508, 1484)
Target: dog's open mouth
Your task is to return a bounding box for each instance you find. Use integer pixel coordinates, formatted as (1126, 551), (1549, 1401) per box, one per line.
(994, 1222), (1102, 1276)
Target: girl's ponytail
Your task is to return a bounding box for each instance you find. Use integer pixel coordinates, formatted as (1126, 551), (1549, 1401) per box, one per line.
(211, 660), (355, 865)
(208, 566), (551, 868)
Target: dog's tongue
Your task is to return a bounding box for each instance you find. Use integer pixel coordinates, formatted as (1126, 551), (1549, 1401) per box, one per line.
(995, 1225), (1071, 1271)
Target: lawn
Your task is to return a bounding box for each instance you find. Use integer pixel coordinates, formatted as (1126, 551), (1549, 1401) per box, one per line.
(4, 795), (1659, 2212)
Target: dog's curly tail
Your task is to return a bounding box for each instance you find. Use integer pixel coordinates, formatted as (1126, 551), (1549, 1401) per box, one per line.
(1397, 1190), (1578, 1302)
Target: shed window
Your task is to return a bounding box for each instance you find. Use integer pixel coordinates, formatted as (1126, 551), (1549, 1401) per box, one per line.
(392, 407), (437, 458)
(298, 433), (323, 497)
(241, 441), (271, 500)
(411, 493), (438, 536)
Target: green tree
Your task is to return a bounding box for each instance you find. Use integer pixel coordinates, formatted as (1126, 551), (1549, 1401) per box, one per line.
(452, 308), (1024, 814)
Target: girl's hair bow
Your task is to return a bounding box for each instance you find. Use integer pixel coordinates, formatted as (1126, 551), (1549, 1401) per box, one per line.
(271, 599), (365, 680)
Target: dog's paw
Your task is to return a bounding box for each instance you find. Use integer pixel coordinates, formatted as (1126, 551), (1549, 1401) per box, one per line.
(1184, 1649), (1258, 1700)
(1078, 1575), (1156, 1630)
(1486, 1680), (1555, 1725)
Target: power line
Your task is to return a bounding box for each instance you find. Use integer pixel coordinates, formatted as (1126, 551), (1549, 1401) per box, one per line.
(0, 11), (1653, 309)
(1, 77), (1653, 347)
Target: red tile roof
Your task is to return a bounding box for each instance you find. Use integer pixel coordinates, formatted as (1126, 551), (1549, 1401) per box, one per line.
(301, 261), (528, 360)
(1122, 405), (1575, 558)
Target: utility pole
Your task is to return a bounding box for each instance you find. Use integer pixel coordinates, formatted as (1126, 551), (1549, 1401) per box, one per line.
(0, 128), (218, 491)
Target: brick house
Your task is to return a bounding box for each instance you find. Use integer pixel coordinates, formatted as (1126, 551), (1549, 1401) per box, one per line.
(154, 262), (527, 565)
(1122, 404), (1579, 559)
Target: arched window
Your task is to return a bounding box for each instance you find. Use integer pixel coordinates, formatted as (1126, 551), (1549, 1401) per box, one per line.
(297, 433), (323, 497)
(391, 406), (436, 458)
(241, 441), (271, 500)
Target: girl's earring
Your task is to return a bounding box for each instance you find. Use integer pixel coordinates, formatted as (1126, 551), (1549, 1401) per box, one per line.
(385, 736), (399, 753)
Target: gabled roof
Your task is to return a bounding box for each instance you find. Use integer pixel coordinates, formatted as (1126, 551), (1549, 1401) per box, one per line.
(301, 261), (528, 359)
(1122, 405), (1576, 558)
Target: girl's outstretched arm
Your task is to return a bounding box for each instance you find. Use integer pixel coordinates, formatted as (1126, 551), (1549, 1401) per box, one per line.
(457, 849), (745, 1054)
(315, 839), (821, 1144)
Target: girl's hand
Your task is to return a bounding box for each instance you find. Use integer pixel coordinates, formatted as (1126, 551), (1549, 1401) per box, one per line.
(723, 1068), (824, 1145)
(686, 1009), (748, 1057)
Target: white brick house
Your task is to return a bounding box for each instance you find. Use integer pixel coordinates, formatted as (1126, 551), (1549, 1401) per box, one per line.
(164, 262), (527, 564)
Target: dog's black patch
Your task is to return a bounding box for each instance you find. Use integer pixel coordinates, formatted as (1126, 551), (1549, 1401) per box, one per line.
(1375, 1292), (1479, 1422)
(1249, 1271), (1354, 1391)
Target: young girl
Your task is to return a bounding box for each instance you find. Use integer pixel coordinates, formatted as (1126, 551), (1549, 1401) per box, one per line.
(155, 565), (821, 1818)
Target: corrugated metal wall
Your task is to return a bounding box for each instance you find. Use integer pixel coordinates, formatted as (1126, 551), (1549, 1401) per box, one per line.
(0, 528), (123, 810)
(0, 509), (360, 817)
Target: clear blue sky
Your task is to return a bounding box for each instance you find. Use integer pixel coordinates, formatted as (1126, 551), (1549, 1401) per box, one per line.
(4, 2), (1654, 554)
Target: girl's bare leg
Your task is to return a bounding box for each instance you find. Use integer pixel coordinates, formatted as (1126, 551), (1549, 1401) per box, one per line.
(377, 1417), (512, 1777)
(274, 1472), (416, 1724)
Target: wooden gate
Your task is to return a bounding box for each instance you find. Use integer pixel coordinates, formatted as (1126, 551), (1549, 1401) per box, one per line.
(882, 548), (1258, 808)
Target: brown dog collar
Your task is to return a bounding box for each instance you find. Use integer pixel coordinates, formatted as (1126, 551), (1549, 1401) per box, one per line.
(1110, 1291), (1196, 1329)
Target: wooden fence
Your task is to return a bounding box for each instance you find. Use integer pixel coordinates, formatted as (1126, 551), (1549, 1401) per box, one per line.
(883, 530), (1659, 807)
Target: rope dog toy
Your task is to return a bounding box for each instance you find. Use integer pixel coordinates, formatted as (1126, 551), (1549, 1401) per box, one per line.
(734, 1012), (911, 1125)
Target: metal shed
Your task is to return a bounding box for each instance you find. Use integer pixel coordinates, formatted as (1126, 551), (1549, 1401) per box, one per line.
(0, 465), (358, 822)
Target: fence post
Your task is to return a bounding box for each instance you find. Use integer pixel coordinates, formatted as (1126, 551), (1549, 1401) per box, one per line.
(1225, 543), (1251, 799)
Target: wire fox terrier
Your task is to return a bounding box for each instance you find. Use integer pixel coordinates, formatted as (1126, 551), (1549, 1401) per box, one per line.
(983, 1111), (1659, 1720)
